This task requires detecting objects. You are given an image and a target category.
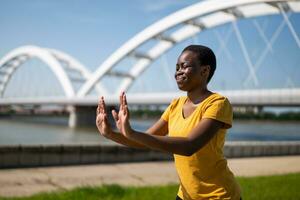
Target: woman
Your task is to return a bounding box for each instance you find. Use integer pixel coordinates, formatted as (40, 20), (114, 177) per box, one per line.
(96, 45), (242, 200)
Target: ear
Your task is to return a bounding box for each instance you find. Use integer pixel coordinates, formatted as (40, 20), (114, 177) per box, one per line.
(201, 65), (210, 76)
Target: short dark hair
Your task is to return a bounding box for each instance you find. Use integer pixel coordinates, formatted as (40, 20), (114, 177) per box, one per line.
(182, 45), (216, 83)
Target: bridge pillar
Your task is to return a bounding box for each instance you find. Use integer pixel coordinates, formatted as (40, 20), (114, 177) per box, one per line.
(68, 105), (116, 128)
(68, 106), (96, 128)
(253, 106), (263, 115)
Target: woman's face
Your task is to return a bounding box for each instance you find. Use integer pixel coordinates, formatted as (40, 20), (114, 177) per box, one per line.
(175, 50), (208, 91)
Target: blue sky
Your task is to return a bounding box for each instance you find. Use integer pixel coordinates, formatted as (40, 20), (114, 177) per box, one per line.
(0, 0), (300, 96)
(0, 0), (199, 69)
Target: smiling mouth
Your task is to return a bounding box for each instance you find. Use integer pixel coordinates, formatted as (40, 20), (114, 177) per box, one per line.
(176, 76), (186, 83)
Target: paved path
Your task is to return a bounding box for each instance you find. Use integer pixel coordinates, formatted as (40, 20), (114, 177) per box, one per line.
(0, 156), (300, 197)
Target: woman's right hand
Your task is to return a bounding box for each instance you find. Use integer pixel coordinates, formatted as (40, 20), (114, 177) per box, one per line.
(96, 96), (113, 138)
(112, 92), (133, 138)
(111, 92), (125, 132)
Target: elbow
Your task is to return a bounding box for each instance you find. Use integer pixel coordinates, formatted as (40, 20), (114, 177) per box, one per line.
(173, 139), (200, 156)
(180, 147), (197, 156)
(181, 151), (193, 157)
(179, 140), (202, 156)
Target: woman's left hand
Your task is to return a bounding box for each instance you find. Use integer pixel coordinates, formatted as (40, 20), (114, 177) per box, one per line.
(112, 92), (133, 138)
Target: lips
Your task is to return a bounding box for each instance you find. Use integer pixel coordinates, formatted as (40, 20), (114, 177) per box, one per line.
(176, 75), (186, 83)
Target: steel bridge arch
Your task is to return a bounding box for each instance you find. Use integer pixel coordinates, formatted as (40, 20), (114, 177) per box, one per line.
(46, 48), (107, 95)
(0, 45), (105, 98)
(78, 0), (300, 97)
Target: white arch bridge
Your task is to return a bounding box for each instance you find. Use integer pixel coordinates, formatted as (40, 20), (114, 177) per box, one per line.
(0, 0), (300, 127)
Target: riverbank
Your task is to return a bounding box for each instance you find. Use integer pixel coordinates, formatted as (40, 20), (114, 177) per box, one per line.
(0, 156), (299, 197)
(1, 141), (300, 168)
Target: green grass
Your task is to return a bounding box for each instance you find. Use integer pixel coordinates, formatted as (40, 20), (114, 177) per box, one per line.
(1, 173), (300, 200)
(238, 173), (300, 200)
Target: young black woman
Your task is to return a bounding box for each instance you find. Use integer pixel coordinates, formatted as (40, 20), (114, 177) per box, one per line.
(96, 45), (241, 200)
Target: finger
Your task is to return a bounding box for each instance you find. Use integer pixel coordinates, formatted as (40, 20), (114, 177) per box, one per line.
(102, 96), (108, 114)
(100, 114), (106, 127)
(112, 109), (118, 122)
(99, 96), (104, 114)
(120, 92), (125, 110)
(97, 97), (101, 115)
(103, 114), (110, 128)
(96, 115), (102, 128)
(119, 92), (123, 110)
(124, 105), (128, 116)
(122, 92), (124, 108)
(122, 93), (128, 114)
(123, 92), (128, 106)
(99, 114), (104, 123)
(96, 116), (100, 125)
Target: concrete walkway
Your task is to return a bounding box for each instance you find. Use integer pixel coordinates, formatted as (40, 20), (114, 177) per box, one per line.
(0, 156), (300, 197)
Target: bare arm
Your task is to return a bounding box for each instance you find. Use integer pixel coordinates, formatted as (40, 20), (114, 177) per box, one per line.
(118, 93), (223, 156)
(105, 118), (168, 149)
(126, 118), (222, 156)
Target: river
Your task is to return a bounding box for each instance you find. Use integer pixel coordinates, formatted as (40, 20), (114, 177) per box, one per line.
(0, 116), (300, 145)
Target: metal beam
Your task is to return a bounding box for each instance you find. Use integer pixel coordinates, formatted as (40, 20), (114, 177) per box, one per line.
(184, 19), (206, 30)
(268, 2), (291, 11)
(278, 3), (300, 48)
(0, 89), (300, 107)
(224, 8), (245, 18)
(70, 77), (86, 83)
(154, 34), (176, 43)
(106, 71), (135, 79)
(129, 51), (153, 60)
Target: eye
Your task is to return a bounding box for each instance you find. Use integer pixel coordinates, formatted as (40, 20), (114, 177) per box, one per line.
(183, 62), (192, 69)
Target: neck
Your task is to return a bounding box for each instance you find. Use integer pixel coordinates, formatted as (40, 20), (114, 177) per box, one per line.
(187, 86), (211, 104)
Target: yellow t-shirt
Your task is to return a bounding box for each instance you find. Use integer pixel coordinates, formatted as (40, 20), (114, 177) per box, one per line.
(161, 93), (241, 200)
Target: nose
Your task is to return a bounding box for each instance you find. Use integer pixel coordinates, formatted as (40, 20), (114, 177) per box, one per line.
(175, 70), (183, 78)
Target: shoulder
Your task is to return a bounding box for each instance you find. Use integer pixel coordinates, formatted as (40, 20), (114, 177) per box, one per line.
(202, 93), (233, 128)
(169, 96), (186, 109)
(206, 93), (231, 105)
(201, 93), (232, 111)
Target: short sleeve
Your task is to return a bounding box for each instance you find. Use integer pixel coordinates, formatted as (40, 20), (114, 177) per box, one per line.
(202, 97), (233, 129)
(161, 98), (179, 122)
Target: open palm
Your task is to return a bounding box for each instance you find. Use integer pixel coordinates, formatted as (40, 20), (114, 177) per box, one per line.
(96, 97), (112, 138)
(112, 92), (132, 137)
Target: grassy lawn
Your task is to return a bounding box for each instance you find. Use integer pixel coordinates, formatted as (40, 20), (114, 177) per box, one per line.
(1, 173), (299, 200)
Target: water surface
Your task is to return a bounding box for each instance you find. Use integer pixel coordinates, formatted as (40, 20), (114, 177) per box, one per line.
(0, 116), (300, 145)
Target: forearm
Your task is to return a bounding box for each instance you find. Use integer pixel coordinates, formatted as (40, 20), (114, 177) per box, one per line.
(107, 130), (148, 149)
(128, 130), (194, 156)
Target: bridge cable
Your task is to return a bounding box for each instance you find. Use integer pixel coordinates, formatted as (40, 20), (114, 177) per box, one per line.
(214, 28), (234, 62)
(253, 19), (273, 53)
(232, 21), (259, 87)
(243, 13), (292, 86)
(214, 27), (245, 88)
(257, 16), (297, 89)
(278, 3), (300, 49)
(160, 53), (174, 90)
